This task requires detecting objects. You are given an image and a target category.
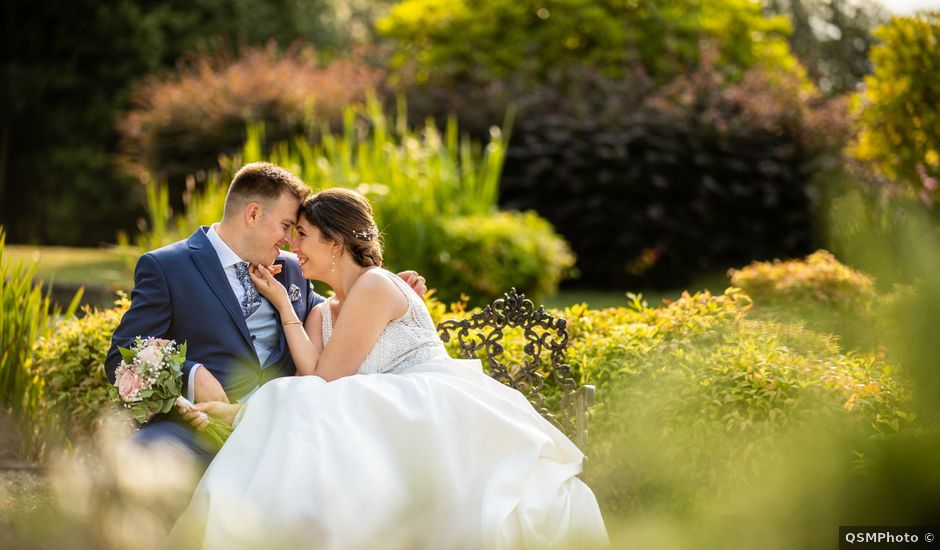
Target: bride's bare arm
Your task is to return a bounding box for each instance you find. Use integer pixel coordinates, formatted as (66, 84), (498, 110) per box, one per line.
(280, 304), (325, 376)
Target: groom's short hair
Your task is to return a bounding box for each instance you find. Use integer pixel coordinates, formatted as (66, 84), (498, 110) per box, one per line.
(224, 162), (310, 217)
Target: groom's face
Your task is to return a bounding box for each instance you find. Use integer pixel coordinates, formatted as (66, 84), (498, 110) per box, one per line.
(245, 191), (301, 265)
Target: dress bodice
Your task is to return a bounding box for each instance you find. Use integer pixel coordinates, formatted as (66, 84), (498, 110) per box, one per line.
(319, 268), (449, 374)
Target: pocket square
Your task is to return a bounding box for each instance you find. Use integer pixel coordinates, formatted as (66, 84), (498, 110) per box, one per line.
(288, 283), (302, 302)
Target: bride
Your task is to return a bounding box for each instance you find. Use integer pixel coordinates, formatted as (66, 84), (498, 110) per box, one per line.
(172, 188), (608, 549)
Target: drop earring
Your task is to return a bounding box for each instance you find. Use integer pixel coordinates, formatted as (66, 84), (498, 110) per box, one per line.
(331, 253), (336, 272)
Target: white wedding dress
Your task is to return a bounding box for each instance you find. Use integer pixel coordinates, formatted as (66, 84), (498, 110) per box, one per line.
(173, 269), (607, 549)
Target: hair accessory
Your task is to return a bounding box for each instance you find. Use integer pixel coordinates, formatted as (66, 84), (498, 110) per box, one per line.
(353, 227), (377, 240)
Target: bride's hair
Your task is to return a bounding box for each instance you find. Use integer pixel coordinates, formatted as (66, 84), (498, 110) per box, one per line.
(300, 188), (383, 268)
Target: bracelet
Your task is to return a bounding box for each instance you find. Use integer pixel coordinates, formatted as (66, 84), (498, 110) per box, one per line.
(282, 320), (302, 327)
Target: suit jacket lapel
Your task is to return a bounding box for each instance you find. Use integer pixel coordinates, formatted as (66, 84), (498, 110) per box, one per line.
(188, 227), (254, 349)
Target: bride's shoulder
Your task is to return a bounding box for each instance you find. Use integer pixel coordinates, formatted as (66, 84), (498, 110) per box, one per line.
(354, 268), (397, 293)
(350, 268), (408, 314)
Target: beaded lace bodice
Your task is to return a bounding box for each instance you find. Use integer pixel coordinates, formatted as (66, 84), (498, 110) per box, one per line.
(320, 268), (449, 374)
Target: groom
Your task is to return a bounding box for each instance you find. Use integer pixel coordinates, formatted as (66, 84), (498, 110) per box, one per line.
(106, 162), (426, 461)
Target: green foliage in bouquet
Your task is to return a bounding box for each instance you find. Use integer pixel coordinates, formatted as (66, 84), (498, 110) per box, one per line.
(31, 296), (130, 454)
(852, 12), (940, 201)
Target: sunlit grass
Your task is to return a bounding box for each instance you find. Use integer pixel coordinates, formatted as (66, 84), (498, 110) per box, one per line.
(4, 245), (132, 289)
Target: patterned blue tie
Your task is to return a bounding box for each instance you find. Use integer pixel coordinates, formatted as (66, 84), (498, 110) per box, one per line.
(235, 261), (262, 318)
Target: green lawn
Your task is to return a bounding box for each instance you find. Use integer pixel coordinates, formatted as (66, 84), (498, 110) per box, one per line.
(5, 245), (735, 310)
(545, 270), (733, 310)
(5, 245), (134, 289)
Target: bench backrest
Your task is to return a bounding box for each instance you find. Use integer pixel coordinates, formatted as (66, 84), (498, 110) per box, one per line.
(437, 288), (594, 448)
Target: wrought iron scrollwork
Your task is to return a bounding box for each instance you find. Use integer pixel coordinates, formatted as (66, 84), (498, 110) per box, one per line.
(437, 288), (593, 446)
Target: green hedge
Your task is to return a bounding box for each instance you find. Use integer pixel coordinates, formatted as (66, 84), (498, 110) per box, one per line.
(494, 61), (849, 288)
(32, 276), (912, 515)
(727, 249), (913, 351)
(30, 297), (129, 455)
(429, 285), (913, 514)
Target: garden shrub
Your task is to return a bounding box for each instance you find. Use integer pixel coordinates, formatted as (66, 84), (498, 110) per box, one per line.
(852, 12), (940, 202)
(118, 43), (385, 185)
(729, 250), (875, 309)
(498, 61), (849, 287)
(727, 249), (907, 349)
(431, 211), (574, 305)
(30, 297), (129, 455)
(429, 286), (913, 514)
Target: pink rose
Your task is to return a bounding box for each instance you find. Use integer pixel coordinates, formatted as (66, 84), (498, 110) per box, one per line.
(117, 368), (142, 400)
(137, 342), (166, 367)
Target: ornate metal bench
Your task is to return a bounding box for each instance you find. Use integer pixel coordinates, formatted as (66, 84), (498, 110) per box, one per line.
(437, 288), (596, 448)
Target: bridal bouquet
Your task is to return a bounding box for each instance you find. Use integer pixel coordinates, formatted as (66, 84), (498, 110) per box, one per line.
(111, 337), (232, 446)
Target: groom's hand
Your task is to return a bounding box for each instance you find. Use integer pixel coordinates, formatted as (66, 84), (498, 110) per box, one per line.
(397, 271), (427, 297)
(194, 367), (229, 404)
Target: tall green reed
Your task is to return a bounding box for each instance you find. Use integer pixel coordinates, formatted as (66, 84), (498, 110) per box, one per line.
(125, 98), (511, 274)
(0, 227), (82, 455)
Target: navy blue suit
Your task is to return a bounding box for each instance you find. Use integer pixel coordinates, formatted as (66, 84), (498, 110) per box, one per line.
(105, 227), (325, 460)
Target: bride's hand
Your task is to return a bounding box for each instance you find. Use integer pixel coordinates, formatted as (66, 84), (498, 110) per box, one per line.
(249, 264), (290, 309)
(187, 401), (242, 429)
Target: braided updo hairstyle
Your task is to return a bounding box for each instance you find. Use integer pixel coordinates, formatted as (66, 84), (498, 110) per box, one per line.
(300, 188), (383, 268)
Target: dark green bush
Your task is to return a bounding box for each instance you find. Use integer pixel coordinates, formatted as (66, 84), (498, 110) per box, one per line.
(497, 61), (849, 287)
(30, 297), (128, 455)
(430, 211), (575, 306)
